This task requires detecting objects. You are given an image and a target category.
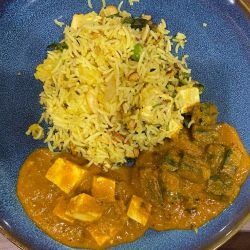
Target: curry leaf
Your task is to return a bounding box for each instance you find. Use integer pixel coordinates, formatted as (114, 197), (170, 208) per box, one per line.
(106, 12), (121, 19)
(123, 17), (149, 30)
(47, 42), (68, 52)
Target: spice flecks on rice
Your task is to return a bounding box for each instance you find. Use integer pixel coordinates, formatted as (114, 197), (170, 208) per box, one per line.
(28, 7), (202, 166)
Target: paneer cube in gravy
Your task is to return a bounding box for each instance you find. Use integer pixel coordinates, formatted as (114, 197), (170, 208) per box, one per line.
(45, 157), (87, 194)
(86, 223), (117, 246)
(127, 195), (152, 226)
(91, 176), (116, 202)
(65, 193), (103, 221)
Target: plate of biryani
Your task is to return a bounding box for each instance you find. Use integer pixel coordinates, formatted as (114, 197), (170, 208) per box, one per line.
(1, 0), (250, 249)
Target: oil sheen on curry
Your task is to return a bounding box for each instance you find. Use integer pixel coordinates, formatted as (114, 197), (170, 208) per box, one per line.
(17, 103), (250, 249)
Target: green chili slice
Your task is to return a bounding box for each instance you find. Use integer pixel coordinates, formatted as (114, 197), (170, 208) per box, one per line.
(132, 43), (143, 61)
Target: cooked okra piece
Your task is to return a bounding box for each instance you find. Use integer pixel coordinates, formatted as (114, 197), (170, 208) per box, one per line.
(139, 168), (163, 205)
(206, 144), (226, 176)
(191, 103), (218, 126)
(160, 170), (180, 203)
(192, 124), (220, 144)
(173, 128), (203, 156)
(161, 148), (181, 171)
(206, 177), (238, 202)
(220, 147), (243, 178)
(178, 154), (210, 183)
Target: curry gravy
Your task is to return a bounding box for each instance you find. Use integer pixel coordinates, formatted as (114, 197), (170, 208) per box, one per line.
(17, 123), (249, 249)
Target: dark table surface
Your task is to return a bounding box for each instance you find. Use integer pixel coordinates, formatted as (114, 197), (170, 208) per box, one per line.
(1, 0), (250, 249)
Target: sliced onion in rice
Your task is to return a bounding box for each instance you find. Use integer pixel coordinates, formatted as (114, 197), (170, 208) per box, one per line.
(102, 77), (116, 102)
(87, 89), (99, 114)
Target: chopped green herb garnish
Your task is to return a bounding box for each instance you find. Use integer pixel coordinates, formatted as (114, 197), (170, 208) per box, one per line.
(165, 81), (172, 89)
(132, 43), (143, 61)
(47, 42), (68, 52)
(153, 102), (162, 108)
(179, 78), (188, 85)
(171, 92), (177, 98)
(193, 81), (205, 94)
(106, 13), (121, 19)
(178, 72), (191, 85)
(182, 72), (191, 79)
(198, 85), (205, 94)
(166, 124), (169, 131)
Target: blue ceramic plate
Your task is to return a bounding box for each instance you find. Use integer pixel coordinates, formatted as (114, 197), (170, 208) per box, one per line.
(1, 0), (250, 249)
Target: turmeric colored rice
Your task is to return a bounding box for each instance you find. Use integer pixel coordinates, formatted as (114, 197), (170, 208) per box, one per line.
(26, 6), (202, 167)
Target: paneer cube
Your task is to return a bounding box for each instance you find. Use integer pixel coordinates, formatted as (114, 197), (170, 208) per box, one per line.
(139, 88), (173, 124)
(45, 157), (86, 194)
(139, 105), (154, 121)
(91, 176), (116, 202)
(71, 14), (84, 29)
(127, 195), (152, 226)
(71, 13), (102, 30)
(87, 223), (117, 246)
(53, 194), (74, 223)
(65, 193), (103, 222)
(168, 118), (183, 136)
(176, 85), (200, 113)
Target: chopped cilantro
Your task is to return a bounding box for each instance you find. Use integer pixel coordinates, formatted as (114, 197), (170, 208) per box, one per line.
(153, 102), (162, 108)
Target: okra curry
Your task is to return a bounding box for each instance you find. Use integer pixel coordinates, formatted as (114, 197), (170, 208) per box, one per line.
(17, 103), (250, 249)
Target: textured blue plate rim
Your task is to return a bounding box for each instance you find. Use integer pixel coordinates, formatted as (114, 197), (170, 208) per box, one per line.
(1, 208), (250, 250)
(1, 0), (250, 249)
